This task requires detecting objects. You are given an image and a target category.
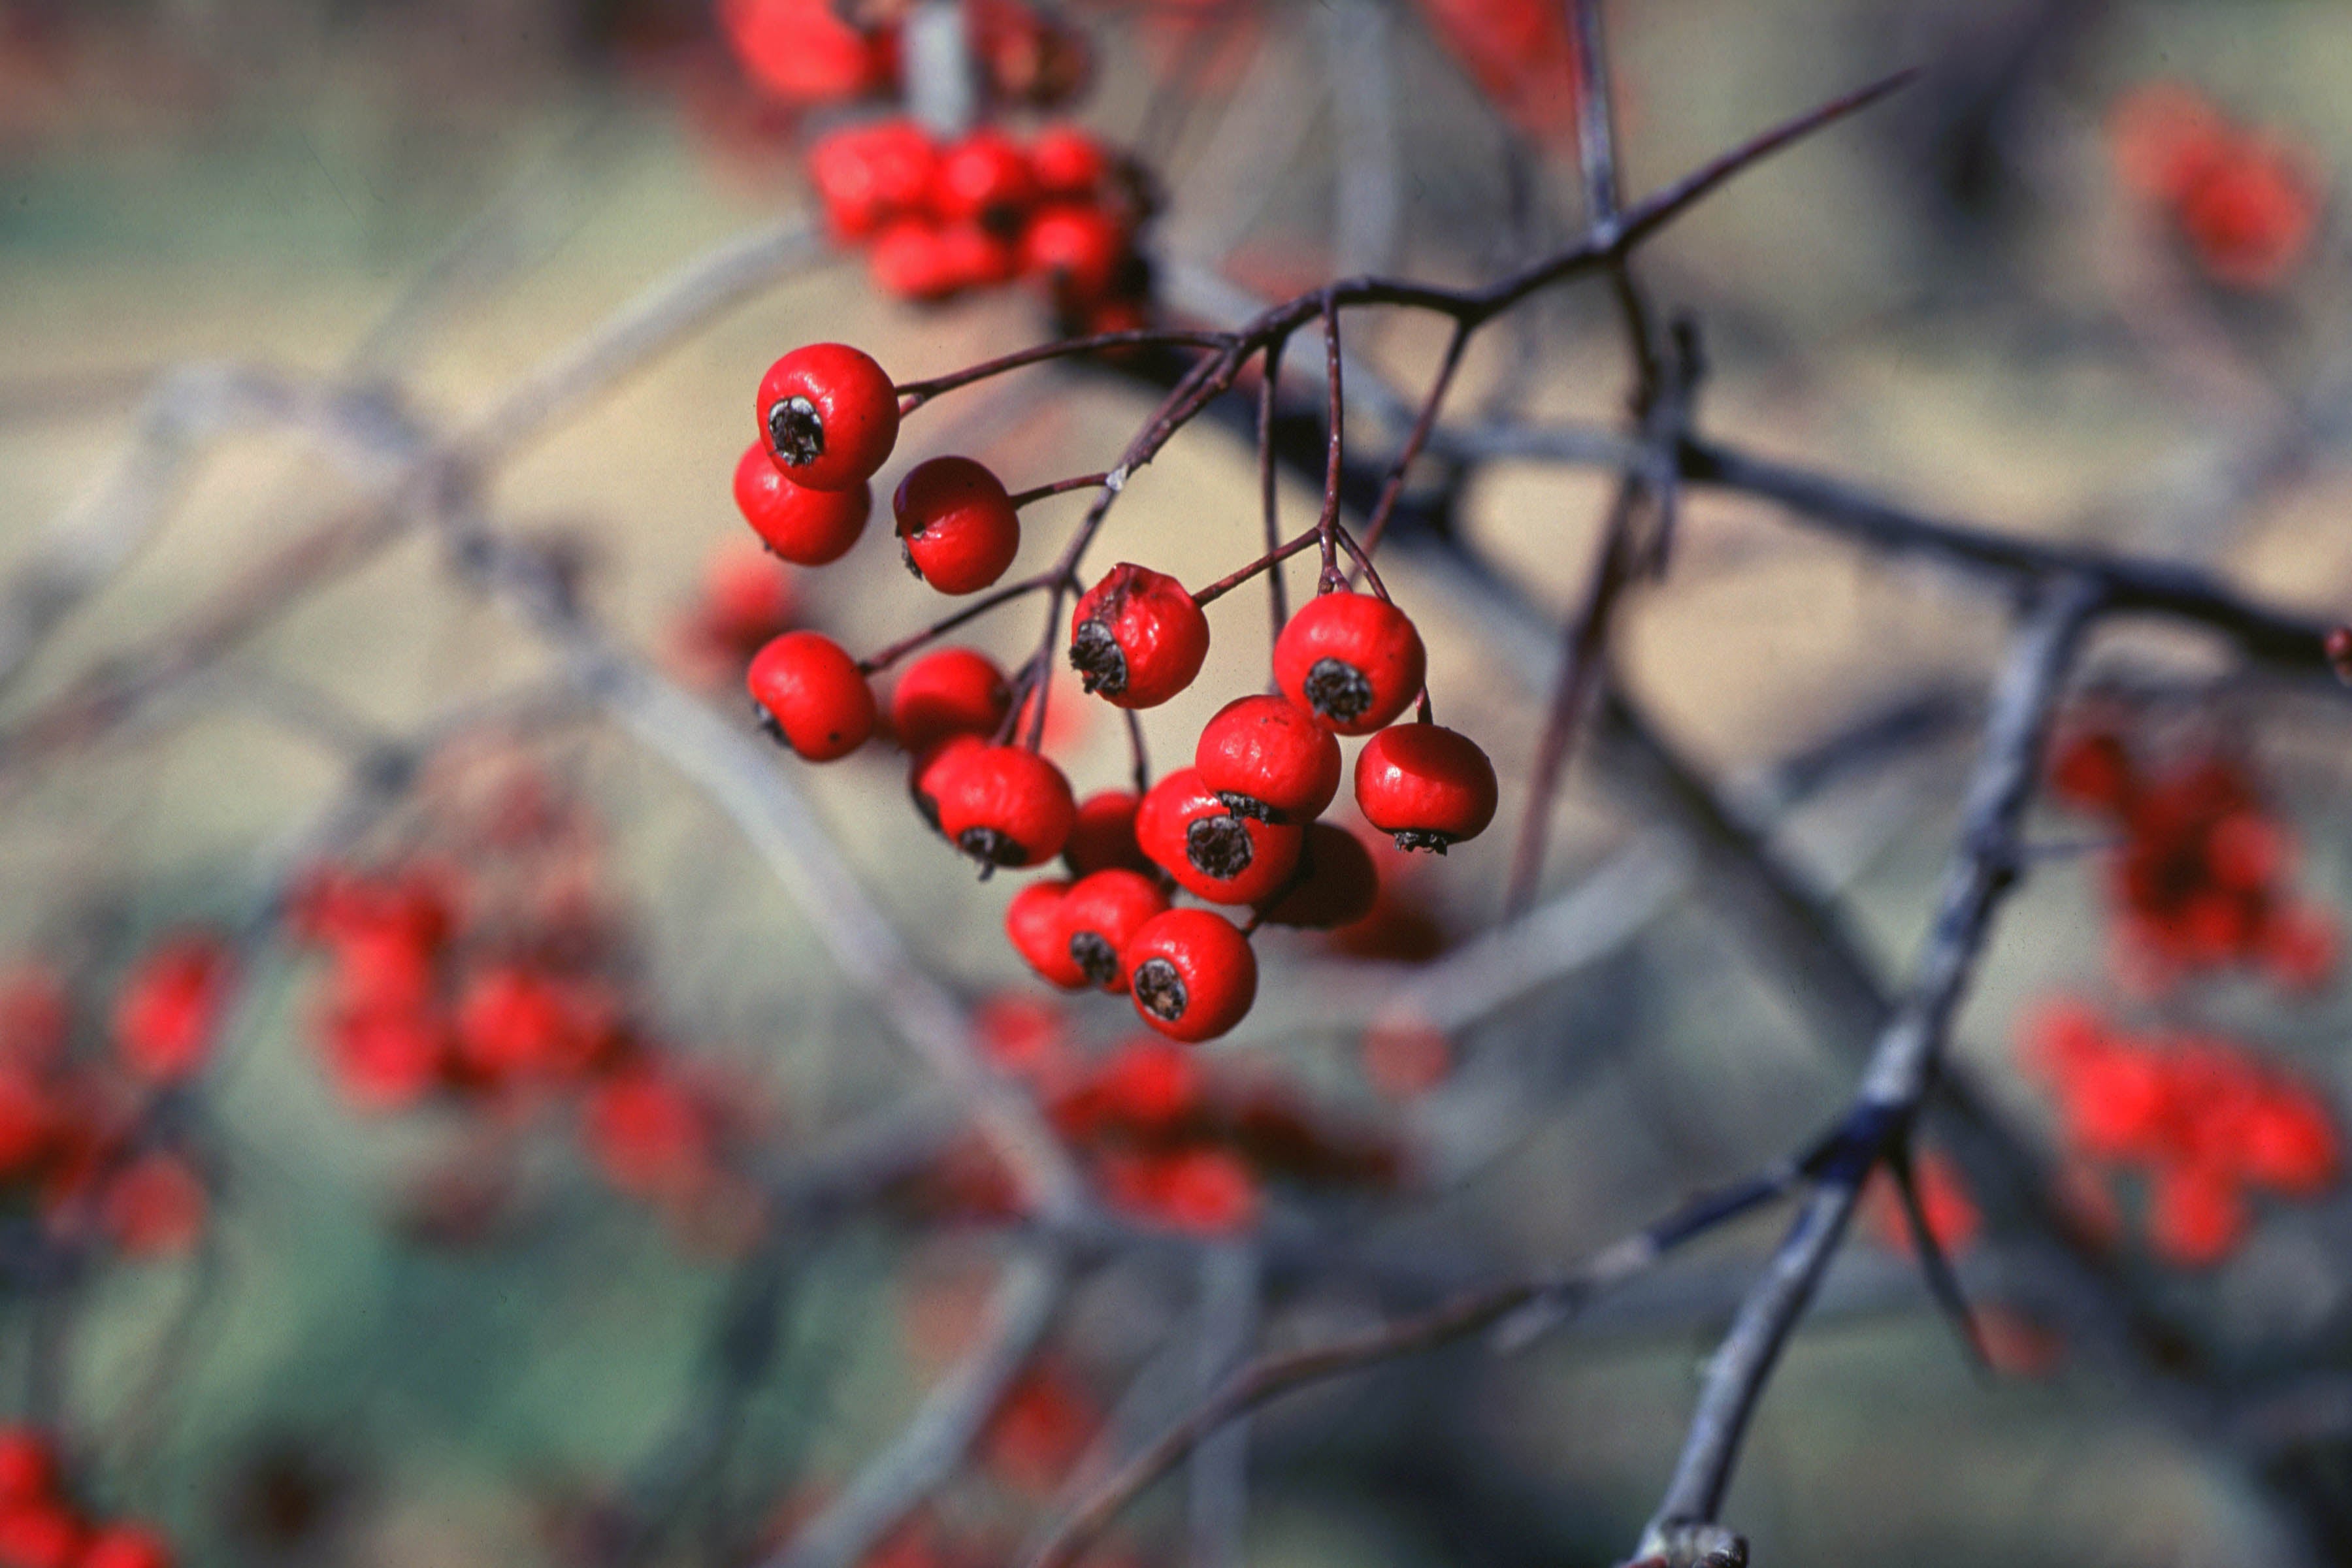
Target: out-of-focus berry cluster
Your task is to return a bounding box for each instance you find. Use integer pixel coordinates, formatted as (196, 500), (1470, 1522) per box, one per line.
(2110, 80), (2324, 291)
(0, 1425), (176, 1568)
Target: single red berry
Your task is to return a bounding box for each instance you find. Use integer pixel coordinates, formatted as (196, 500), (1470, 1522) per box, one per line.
(895, 457), (1022, 595)
(1056, 870), (1170, 993)
(721, 0), (891, 105)
(113, 932), (235, 1083)
(1068, 564), (1209, 709)
(808, 120), (938, 240)
(891, 648), (1011, 753)
(1028, 126), (1108, 197)
(933, 129), (1036, 229)
(1195, 694), (1341, 822)
(757, 343), (900, 493)
(0, 1431), (56, 1509)
(747, 632), (875, 761)
(1135, 768), (1303, 906)
(1063, 790), (1153, 877)
(583, 1065), (714, 1201)
(909, 734), (986, 833)
(1007, 879), (1086, 990)
(1255, 822), (1379, 929)
(2048, 727), (2134, 813)
(1022, 203), (1127, 301)
(933, 221), (1025, 290)
(1354, 724), (1498, 852)
(930, 744), (1077, 869)
(1122, 909), (1257, 1043)
(2148, 1161), (2247, 1267)
(734, 442), (870, 566)
(320, 1005), (447, 1112)
(1273, 591), (1427, 735)
(76, 1526), (174, 1568)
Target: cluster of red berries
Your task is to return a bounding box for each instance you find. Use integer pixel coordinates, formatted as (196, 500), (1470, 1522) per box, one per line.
(902, 998), (1400, 1235)
(732, 341), (1498, 1043)
(0, 943), (220, 1262)
(289, 774), (767, 1238)
(2019, 1000), (2340, 1267)
(2110, 80), (2323, 291)
(0, 1427), (174, 1568)
(808, 118), (1153, 328)
(2047, 722), (2338, 991)
(718, 0), (1090, 116)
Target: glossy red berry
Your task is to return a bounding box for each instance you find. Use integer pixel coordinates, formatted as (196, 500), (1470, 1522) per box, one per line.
(1007, 879), (1086, 989)
(1028, 127), (1108, 197)
(1354, 723), (1498, 852)
(930, 744), (1077, 869)
(1068, 563), (1209, 708)
(808, 120), (938, 240)
(891, 647), (1011, 753)
(734, 442), (870, 566)
(934, 129), (1036, 227)
(896, 457), (1022, 594)
(910, 734), (986, 833)
(76, 1526), (174, 1568)
(1063, 790), (1153, 877)
(757, 343), (900, 493)
(1194, 694), (1341, 823)
(1123, 909), (1257, 1043)
(1273, 592), (1427, 735)
(1255, 822), (1379, 929)
(1135, 768), (1302, 906)
(1056, 870), (1171, 993)
(747, 632), (875, 761)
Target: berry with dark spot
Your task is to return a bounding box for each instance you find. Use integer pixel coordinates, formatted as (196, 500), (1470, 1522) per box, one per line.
(1007, 879), (1085, 989)
(757, 343), (900, 492)
(1055, 870), (1170, 993)
(1068, 563), (1209, 709)
(891, 647), (1011, 753)
(1354, 723), (1497, 852)
(1134, 768), (1301, 905)
(1273, 591), (1426, 736)
(1123, 909), (1257, 1043)
(929, 743), (1077, 870)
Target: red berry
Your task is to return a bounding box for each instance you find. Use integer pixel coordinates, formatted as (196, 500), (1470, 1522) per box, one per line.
(929, 744), (1077, 869)
(1134, 768), (1303, 906)
(0, 1431), (56, 1509)
(1068, 564), (1209, 709)
(932, 221), (1024, 290)
(2179, 136), (2318, 291)
(1122, 909), (1257, 1043)
(1062, 790), (1152, 877)
(869, 218), (967, 302)
(909, 734), (986, 833)
(1056, 870), (1171, 993)
(2148, 1162), (2246, 1267)
(891, 648), (1011, 753)
(1354, 724), (1498, 852)
(720, 0), (891, 105)
(2048, 727), (2134, 813)
(757, 343), (900, 493)
(1255, 822), (1379, 929)
(76, 1526), (174, 1568)
(113, 932), (234, 1083)
(895, 457), (1021, 595)
(0, 1074), (50, 1178)
(1194, 694), (1342, 823)
(1028, 126), (1108, 197)
(583, 1066), (713, 1201)
(747, 632), (875, 761)
(1007, 879), (1086, 990)
(103, 1152), (208, 1257)
(319, 1005), (447, 1112)
(734, 442), (870, 566)
(933, 129), (1036, 228)
(808, 120), (938, 240)
(1022, 203), (1126, 301)
(1273, 592), (1427, 735)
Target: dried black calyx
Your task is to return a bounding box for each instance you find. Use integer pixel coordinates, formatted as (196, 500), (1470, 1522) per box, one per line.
(1301, 657), (1372, 724)
(1184, 815), (1253, 880)
(1131, 956), (1187, 1021)
(1214, 790), (1274, 822)
(754, 706), (787, 746)
(1391, 828), (1453, 855)
(899, 532), (924, 579)
(1068, 930), (1120, 988)
(957, 826), (1028, 870)
(766, 396), (825, 468)
(1068, 618), (1127, 696)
